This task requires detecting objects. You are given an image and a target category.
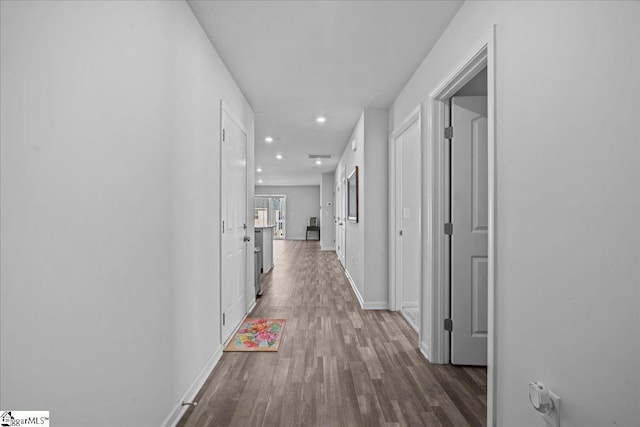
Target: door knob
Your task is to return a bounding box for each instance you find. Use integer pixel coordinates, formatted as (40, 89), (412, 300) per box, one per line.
(244, 236), (251, 242)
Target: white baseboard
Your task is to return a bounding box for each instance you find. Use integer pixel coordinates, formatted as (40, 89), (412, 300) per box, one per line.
(163, 306), (257, 427)
(247, 299), (257, 314)
(363, 301), (388, 310)
(402, 302), (419, 309)
(162, 344), (223, 427)
(344, 269), (364, 309)
(342, 270), (388, 310)
(400, 309), (419, 332)
(419, 341), (431, 363)
(320, 246), (335, 251)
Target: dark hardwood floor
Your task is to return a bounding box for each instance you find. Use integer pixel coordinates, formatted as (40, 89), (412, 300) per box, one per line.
(178, 240), (487, 427)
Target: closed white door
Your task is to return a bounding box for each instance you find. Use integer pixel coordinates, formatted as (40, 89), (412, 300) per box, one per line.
(335, 181), (342, 259)
(221, 108), (247, 342)
(336, 167), (346, 267)
(450, 96), (488, 366)
(396, 118), (421, 318)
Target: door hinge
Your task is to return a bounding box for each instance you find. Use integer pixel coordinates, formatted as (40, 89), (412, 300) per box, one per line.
(222, 128), (226, 142)
(399, 230), (403, 236)
(444, 222), (453, 235)
(444, 318), (453, 331)
(222, 313), (225, 326)
(243, 223), (247, 230)
(444, 127), (453, 139)
(222, 221), (225, 233)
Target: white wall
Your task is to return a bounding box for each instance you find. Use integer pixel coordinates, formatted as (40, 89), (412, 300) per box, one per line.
(335, 110), (389, 308)
(363, 109), (389, 307)
(255, 185), (320, 240)
(391, 1), (640, 426)
(336, 114), (366, 298)
(170, 2), (255, 423)
(0, 1), (254, 426)
(320, 172), (335, 250)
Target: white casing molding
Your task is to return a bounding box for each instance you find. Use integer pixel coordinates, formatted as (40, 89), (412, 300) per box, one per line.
(389, 104), (422, 313)
(424, 26), (497, 427)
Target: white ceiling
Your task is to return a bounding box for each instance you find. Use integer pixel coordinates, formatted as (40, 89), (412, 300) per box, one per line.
(188, 0), (464, 186)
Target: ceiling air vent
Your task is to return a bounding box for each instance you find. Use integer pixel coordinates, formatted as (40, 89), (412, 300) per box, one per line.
(308, 154), (332, 159)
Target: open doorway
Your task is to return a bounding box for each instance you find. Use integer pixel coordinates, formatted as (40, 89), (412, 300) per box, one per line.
(254, 195), (286, 239)
(424, 29), (496, 425)
(390, 106), (422, 333)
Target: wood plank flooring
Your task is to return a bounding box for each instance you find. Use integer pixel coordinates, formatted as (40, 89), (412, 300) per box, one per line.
(178, 240), (486, 427)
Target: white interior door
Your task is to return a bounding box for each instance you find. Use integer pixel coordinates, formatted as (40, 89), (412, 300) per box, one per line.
(335, 180), (342, 259)
(336, 167), (346, 267)
(221, 108), (247, 342)
(450, 96), (488, 366)
(396, 119), (421, 322)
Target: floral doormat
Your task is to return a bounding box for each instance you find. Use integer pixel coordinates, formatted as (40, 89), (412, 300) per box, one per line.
(224, 318), (286, 352)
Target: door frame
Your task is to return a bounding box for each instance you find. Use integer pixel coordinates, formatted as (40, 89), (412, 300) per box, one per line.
(425, 27), (496, 425)
(334, 178), (341, 257)
(389, 104), (422, 322)
(219, 99), (250, 344)
(336, 165), (347, 267)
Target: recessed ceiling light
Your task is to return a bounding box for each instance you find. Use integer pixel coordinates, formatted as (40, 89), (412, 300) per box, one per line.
(256, 168), (262, 173)
(276, 154), (283, 160)
(258, 179), (263, 184)
(315, 160), (322, 165)
(264, 136), (273, 143)
(315, 116), (326, 124)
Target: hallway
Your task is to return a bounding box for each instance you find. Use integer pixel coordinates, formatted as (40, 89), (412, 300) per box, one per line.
(179, 241), (486, 427)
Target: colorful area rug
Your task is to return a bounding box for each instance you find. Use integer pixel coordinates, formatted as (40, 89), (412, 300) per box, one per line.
(224, 318), (286, 352)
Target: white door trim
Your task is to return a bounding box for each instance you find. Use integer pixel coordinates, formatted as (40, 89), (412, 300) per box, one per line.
(221, 100), (248, 135)
(424, 26), (496, 426)
(389, 104), (422, 314)
(338, 165), (347, 267)
(219, 99), (249, 344)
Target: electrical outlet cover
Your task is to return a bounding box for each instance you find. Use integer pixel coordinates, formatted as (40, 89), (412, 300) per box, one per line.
(541, 391), (560, 427)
